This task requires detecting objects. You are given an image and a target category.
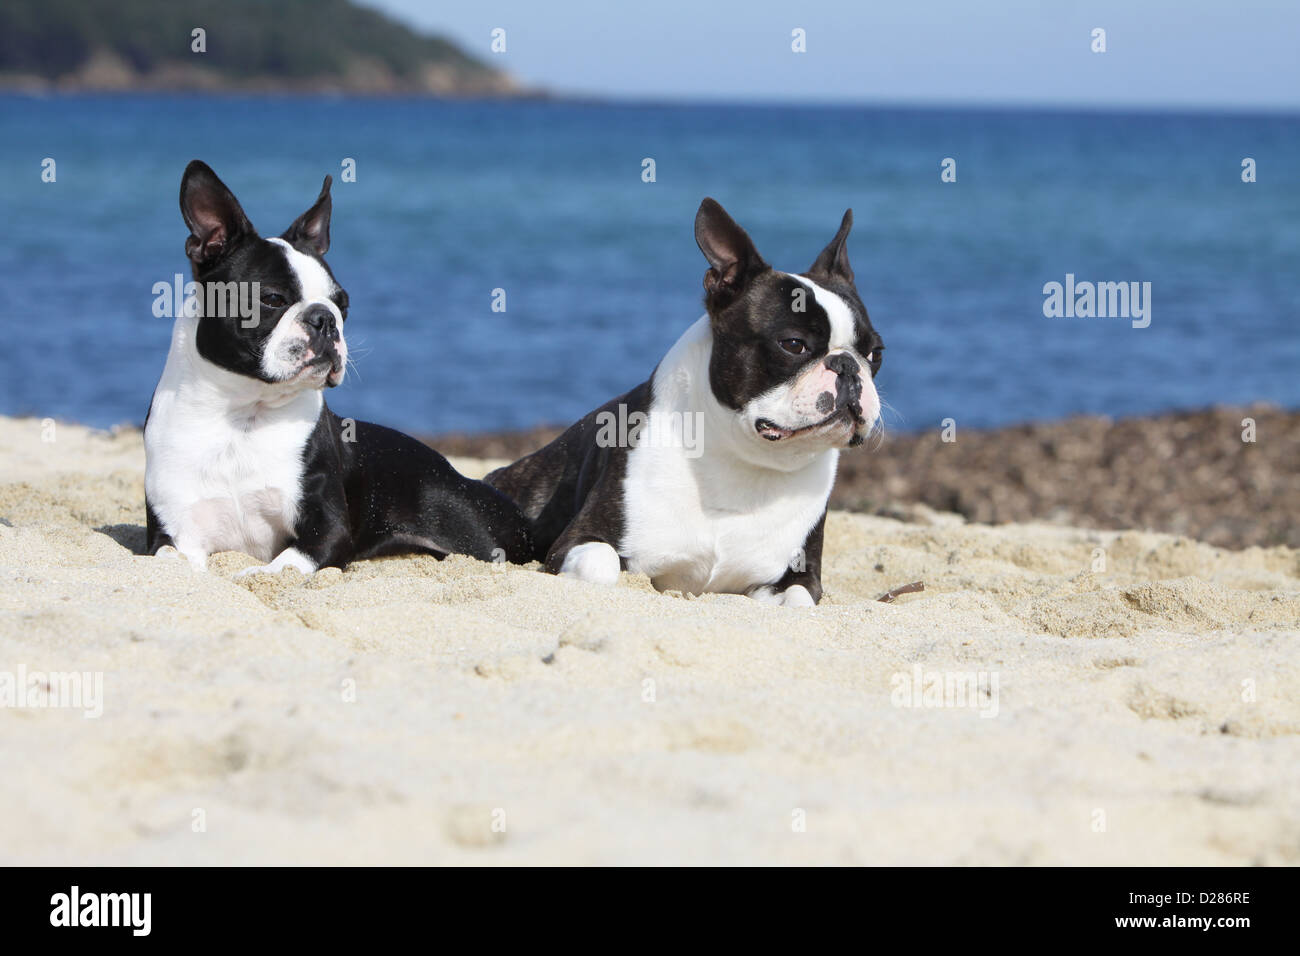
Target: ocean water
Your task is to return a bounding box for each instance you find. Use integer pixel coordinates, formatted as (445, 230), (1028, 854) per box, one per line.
(1, 94), (1297, 436)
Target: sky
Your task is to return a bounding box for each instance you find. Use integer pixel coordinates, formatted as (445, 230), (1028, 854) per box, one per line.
(364, 0), (1299, 110)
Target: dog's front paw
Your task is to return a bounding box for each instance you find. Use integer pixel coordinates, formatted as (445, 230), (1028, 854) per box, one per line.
(558, 541), (621, 585)
(155, 544), (207, 572)
(235, 547), (318, 579)
(750, 584), (816, 608)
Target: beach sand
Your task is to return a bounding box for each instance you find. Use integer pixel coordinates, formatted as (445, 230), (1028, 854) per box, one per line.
(1, 416), (1297, 864)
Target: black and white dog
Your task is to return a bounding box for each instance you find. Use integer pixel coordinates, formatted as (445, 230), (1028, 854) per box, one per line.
(487, 199), (883, 606)
(144, 160), (533, 575)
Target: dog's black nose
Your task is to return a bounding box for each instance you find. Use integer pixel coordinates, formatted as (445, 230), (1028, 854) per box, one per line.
(826, 351), (862, 411)
(825, 352), (860, 378)
(301, 304), (336, 338)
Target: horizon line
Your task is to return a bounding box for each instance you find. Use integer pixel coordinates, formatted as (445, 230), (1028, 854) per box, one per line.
(4, 87), (1298, 118)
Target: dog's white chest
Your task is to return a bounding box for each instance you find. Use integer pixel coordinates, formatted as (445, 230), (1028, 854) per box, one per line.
(620, 427), (835, 596)
(145, 387), (318, 563)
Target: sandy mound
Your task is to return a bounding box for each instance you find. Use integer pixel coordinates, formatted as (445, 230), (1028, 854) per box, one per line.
(1, 417), (1297, 864)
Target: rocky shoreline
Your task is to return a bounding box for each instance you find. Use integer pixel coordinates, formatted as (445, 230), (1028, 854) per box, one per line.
(431, 404), (1299, 551)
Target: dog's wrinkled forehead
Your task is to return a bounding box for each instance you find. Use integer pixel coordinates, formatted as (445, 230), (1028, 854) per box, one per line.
(213, 238), (299, 296)
(741, 270), (873, 352)
(204, 233), (339, 294)
(793, 272), (874, 351)
(264, 237), (339, 303)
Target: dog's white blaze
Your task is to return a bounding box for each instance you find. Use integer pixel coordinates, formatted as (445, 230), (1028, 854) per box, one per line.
(789, 274), (856, 351)
(619, 317), (837, 598)
(261, 238), (347, 382)
(267, 237), (334, 301)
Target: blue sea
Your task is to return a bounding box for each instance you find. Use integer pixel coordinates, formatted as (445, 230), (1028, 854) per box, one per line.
(1, 94), (1297, 435)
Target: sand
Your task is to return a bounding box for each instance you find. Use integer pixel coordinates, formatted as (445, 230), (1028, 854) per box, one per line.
(0, 416), (1297, 865)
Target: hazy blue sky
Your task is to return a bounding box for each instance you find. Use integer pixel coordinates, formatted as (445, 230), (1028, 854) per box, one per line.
(365, 0), (1298, 109)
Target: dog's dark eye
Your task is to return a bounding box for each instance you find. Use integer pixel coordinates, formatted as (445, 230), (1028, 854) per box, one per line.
(260, 291), (288, 309)
(867, 346), (884, 373)
(779, 338), (809, 355)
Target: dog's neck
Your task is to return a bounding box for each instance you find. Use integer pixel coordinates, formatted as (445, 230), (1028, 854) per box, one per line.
(160, 314), (324, 424)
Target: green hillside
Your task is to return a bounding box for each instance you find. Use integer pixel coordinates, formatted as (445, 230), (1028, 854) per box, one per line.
(0, 0), (519, 94)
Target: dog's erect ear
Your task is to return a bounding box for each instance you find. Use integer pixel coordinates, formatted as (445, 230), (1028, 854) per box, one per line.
(695, 198), (767, 301)
(808, 209), (854, 283)
(180, 160), (255, 266)
(282, 175), (332, 256)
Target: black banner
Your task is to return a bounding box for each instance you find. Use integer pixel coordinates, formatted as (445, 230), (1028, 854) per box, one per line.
(0, 866), (1284, 943)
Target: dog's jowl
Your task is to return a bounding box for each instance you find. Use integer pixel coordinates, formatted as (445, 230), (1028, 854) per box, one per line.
(144, 160), (533, 574)
(488, 198), (884, 605)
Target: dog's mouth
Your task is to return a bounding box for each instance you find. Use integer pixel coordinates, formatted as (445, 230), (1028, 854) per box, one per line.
(324, 364), (345, 387)
(292, 352), (344, 387)
(755, 401), (866, 444)
(318, 352), (345, 387)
